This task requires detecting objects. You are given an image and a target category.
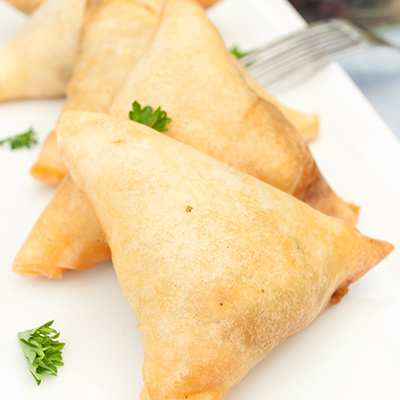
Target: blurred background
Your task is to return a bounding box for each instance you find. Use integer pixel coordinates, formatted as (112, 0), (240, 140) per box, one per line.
(289, 0), (400, 24)
(288, 0), (400, 139)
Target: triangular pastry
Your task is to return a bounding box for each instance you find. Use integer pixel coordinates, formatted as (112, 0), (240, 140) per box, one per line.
(0, 0), (85, 101)
(13, 174), (110, 279)
(30, 0), (162, 185)
(13, 0), (355, 279)
(58, 110), (394, 400)
(3, 0), (45, 14)
(110, 0), (357, 223)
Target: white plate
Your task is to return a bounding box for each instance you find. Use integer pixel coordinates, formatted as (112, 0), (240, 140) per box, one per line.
(1, 0), (400, 399)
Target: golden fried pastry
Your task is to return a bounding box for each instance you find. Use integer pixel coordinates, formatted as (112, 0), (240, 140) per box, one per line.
(31, 0), (162, 185)
(14, 0), (356, 280)
(58, 110), (393, 400)
(198, 0), (220, 7)
(3, 0), (45, 14)
(13, 175), (110, 279)
(110, 0), (357, 222)
(0, 0), (85, 101)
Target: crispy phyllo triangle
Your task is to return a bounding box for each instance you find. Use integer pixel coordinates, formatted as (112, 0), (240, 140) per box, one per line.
(0, 0), (85, 101)
(30, 0), (162, 185)
(110, 0), (357, 223)
(58, 110), (393, 400)
(3, 0), (45, 14)
(13, 174), (110, 279)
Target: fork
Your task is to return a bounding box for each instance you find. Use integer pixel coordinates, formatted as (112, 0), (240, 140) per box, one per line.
(240, 19), (399, 90)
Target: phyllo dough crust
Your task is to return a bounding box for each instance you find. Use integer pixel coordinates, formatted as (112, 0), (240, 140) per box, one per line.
(3, 0), (45, 14)
(0, 0), (85, 101)
(58, 110), (393, 400)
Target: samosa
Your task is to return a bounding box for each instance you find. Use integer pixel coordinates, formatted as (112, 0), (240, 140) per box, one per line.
(3, 0), (45, 14)
(58, 110), (393, 400)
(0, 0), (85, 101)
(12, 175), (110, 279)
(109, 0), (356, 222)
(13, 0), (354, 280)
(30, 0), (162, 184)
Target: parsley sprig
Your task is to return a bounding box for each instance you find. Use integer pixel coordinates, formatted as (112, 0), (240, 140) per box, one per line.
(0, 128), (38, 150)
(230, 46), (252, 59)
(230, 46), (256, 68)
(18, 321), (65, 385)
(129, 101), (171, 132)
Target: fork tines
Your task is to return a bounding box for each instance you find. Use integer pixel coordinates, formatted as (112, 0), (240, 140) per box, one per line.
(241, 19), (375, 89)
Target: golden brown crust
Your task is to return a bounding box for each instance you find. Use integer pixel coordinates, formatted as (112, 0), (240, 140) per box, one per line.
(30, 131), (68, 185)
(57, 110), (394, 400)
(3, 0), (45, 14)
(13, 174), (111, 279)
(0, 0), (85, 102)
(197, 0), (220, 7)
(292, 157), (360, 224)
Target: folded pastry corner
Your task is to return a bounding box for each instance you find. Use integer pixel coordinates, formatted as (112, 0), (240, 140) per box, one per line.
(58, 110), (393, 400)
(3, 0), (45, 14)
(197, 0), (220, 7)
(0, 0), (85, 102)
(292, 156), (360, 225)
(12, 174), (111, 279)
(30, 131), (69, 185)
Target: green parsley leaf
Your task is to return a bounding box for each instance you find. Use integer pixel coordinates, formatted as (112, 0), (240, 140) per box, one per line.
(0, 127), (38, 150)
(18, 320), (65, 385)
(129, 101), (171, 132)
(230, 46), (252, 59)
(230, 46), (256, 68)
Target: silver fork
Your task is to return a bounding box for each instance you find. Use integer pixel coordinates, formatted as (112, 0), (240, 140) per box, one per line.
(240, 19), (399, 90)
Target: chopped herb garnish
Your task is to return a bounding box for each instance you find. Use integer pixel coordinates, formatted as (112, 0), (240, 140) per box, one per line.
(129, 101), (171, 132)
(18, 320), (65, 385)
(0, 127), (38, 150)
(230, 46), (256, 67)
(230, 46), (252, 59)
